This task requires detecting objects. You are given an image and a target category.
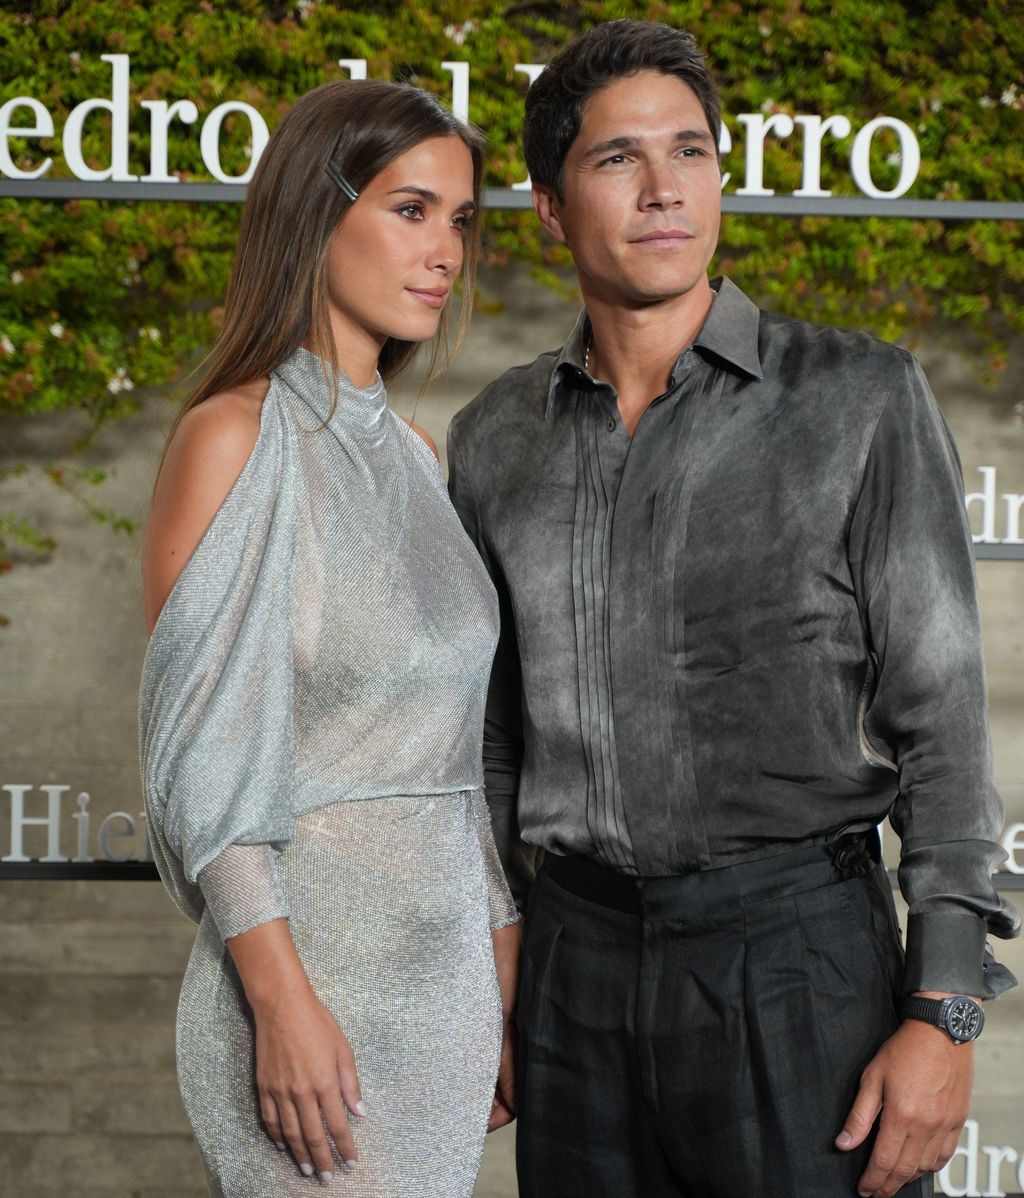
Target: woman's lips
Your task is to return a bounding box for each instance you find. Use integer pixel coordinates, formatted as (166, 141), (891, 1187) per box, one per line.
(406, 288), (448, 309)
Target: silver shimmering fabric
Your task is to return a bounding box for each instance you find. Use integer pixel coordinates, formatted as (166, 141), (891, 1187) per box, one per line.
(138, 345), (519, 1195)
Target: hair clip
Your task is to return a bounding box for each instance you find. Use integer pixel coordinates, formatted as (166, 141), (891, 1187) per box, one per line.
(324, 162), (359, 202)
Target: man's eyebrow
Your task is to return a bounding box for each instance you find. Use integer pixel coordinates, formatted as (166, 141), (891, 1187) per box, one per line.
(386, 186), (476, 210)
(581, 129), (716, 158)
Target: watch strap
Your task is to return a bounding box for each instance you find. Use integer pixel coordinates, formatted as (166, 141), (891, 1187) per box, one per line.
(902, 995), (947, 1027)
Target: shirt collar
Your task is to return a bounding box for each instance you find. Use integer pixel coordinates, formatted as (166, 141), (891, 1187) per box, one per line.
(545, 275), (763, 416)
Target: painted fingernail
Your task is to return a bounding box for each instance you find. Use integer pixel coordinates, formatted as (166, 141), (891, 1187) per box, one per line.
(345, 1159), (358, 1170)
(319, 1170), (334, 1183)
(353, 1099), (367, 1117)
(300, 1163), (314, 1177)
(275, 1141), (287, 1151)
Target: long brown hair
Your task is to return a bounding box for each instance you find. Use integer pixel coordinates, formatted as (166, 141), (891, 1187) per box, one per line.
(158, 79), (485, 473)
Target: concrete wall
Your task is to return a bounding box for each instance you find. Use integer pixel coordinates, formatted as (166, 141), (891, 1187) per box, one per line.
(1, 266), (1021, 1197)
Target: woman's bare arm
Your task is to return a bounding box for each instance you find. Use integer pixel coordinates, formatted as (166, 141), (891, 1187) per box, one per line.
(142, 383), (267, 633)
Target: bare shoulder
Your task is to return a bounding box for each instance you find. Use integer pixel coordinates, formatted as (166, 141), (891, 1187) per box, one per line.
(400, 417), (440, 461)
(142, 379), (271, 633)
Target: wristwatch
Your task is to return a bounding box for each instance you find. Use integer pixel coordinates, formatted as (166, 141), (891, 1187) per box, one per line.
(901, 995), (985, 1044)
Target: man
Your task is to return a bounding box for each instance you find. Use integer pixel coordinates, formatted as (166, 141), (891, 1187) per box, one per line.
(447, 20), (1019, 1198)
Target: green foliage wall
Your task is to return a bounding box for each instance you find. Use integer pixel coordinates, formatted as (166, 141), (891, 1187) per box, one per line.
(1, 0), (1022, 570)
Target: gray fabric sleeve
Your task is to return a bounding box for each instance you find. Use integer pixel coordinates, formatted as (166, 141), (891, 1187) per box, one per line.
(469, 789), (522, 932)
(848, 350), (1020, 997)
(139, 398), (298, 920)
(196, 842), (291, 942)
(447, 422), (536, 911)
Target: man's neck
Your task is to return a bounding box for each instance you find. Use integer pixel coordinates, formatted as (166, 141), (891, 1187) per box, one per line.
(583, 280), (715, 436)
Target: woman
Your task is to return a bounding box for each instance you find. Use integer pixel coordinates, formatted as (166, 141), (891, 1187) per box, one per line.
(138, 80), (520, 1197)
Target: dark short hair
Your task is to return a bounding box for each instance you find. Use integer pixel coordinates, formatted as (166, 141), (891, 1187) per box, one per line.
(523, 20), (721, 198)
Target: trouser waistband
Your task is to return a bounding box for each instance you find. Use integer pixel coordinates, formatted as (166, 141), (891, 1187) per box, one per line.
(541, 830), (880, 921)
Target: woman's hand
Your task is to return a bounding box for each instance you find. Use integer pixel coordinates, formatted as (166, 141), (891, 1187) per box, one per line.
(224, 918), (364, 1181)
(253, 985), (364, 1180)
(488, 920), (522, 1132)
(488, 1013), (517, 1131)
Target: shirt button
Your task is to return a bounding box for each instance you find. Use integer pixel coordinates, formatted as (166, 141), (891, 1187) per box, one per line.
(607, 417), (615, 431)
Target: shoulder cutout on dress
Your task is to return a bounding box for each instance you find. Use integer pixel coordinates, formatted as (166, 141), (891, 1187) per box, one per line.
(142, 381), (270, 634)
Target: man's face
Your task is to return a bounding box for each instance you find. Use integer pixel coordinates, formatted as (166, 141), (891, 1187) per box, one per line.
(536, 70), (721, 307)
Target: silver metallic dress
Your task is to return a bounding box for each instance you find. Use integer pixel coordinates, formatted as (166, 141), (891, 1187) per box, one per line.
(138, 346), (519, 1197)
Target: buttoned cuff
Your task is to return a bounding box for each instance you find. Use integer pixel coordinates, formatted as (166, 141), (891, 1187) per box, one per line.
(903, 910), (1017, 999)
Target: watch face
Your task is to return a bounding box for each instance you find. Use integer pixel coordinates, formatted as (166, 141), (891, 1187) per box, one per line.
(947, 999), (982, 1041)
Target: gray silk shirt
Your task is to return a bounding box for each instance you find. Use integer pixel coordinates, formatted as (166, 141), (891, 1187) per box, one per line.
(448, 276), (1020, 999)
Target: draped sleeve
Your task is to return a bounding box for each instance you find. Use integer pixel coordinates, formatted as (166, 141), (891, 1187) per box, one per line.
(138, 391), (300, 937)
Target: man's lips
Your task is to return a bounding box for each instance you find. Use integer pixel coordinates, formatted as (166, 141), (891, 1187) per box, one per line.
(406, 287), (448, 309)
(631, 229), (695, 244)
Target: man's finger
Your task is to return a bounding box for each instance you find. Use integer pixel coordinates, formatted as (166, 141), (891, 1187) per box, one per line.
(836, 1070), (883, 1151)
(857, 1109), (930, 1198)
(930, 1126), (964, 1175)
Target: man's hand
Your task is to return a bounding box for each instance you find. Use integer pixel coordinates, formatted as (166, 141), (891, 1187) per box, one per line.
(835, 998), (975, 1197)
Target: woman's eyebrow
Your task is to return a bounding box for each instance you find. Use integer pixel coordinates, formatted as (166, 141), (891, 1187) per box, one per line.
(386, 186), (476, 210)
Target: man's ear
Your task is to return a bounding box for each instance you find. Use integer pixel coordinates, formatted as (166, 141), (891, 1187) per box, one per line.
(532, 184), (568, 245)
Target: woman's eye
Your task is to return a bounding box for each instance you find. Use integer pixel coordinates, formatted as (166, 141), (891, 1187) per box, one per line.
(452, 214), (474, 232)
(398, 203), (424, 219)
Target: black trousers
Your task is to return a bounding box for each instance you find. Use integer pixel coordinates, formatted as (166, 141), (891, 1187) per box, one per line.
(515, 838), (932, 1198)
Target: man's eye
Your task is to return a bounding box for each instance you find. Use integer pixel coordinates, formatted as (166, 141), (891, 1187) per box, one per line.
(680, 146), (708, 158)
(598, 154), (630, 167)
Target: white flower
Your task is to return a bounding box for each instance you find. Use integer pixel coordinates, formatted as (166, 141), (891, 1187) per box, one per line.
(69, 50), (82, 74)
(10, 270), (23, 284)
(929, 98), (943, 113)
(758, 22), (771, 37)
(979, 96), (995, 108)
(106, 367), (134, 394)
(885, 152), (902, 166)
(760, 98), (776, 113)
(0, 335), (14, 355)
(137, 326), (160, 342)
(48, 322), (64, 337)
(1000, 84), (1020, 107)
(444, 20), (476, 45)
(296, 0), (318, 17)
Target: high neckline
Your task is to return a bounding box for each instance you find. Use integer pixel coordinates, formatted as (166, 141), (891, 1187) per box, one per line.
(274, 344), (388, 432)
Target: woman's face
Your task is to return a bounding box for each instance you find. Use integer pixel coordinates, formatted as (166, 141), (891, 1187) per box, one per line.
(323, 135), (476, 360)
